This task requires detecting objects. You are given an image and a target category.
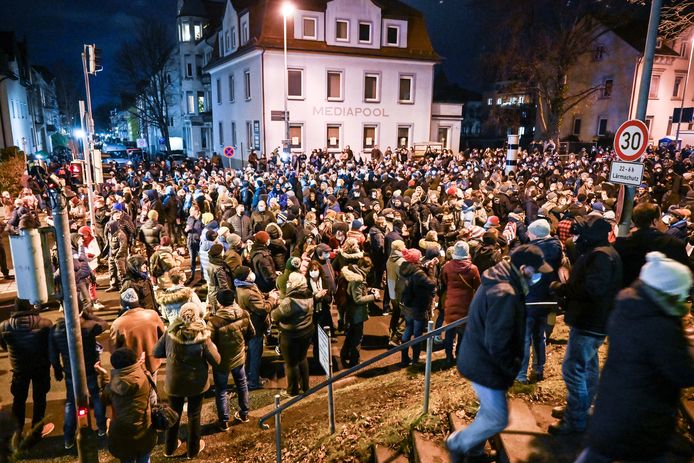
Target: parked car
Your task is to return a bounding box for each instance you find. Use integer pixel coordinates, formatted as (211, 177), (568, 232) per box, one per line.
(101, 144), (134, 173)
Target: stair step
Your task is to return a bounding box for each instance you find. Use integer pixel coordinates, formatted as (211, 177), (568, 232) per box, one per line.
(412, 430), (449, 463)
(373, 444), (408, 463)
(495, 399), (543, 463)
(448, 411), (466, 432)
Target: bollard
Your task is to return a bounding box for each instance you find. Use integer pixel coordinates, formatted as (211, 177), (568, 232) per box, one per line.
(274, 394), (282, 463)
(423, 320), (434, 415)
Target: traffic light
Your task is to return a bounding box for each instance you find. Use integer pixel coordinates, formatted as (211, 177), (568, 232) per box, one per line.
(87, 44), (102, 75)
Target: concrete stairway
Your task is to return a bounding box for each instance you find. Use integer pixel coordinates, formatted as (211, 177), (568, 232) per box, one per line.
(373, 444), (409, 463)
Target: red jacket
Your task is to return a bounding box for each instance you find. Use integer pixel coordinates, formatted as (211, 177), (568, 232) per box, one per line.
(441, 259), (481, 323)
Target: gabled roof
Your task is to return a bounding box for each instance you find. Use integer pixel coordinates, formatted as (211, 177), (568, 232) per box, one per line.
(178, 0), (226, 19)
(207, 0), (439, 71)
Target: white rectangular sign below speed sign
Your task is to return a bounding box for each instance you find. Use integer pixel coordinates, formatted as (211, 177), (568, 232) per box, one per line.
(609, 161), (644, 187)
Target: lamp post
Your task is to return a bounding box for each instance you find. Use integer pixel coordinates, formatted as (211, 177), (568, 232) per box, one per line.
(675, 36), (694, 148)
(281, 2), (294, 159)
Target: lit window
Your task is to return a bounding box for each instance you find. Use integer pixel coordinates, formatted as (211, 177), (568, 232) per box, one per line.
(387, 26), (399, 45)
(290, 125), (302, 148)
(649, 75), (660, 99)
(487, 98), (493, 105)
(496, 98), (502, 105)
(186, 92), (194, 114)
(244, 70), (251, 100)
(327, 71), (342, 100)
(336, 20), (349, 41)
(364, 73), (379, 102)
(303, 17), (317, 39)
(399, 75), (414, 103)
(194, 23), (203, 40)
(397, 126), (410, 147)
(359, 22), (371, 43)
(229, 74), (235, 102)
(327, 125), (340, 148)
(288, 69), (303, 99)
(198, 91), (206, 112)
(601, 79), (613, 98)
(181, 21), (191, 41)
(518, 95), (525, 104)
(363, 125), (376, 148)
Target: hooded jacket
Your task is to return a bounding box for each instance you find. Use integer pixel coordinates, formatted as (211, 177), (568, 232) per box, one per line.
(156, 285), (203, 324)
(153, 317), (221, 397)
(0, 309), (53, 374)
(526, 236), (563, 315)
(250, 243), (277, 293)
(207, 305), (255, 372)
(457, 261), (527, 389)
(101, 363), (157, 460)
(121, 256), (158, 312)
(399, 262), (437, 320)
(386, 249), (405, 300)
(236, 281), (273, 333)
(331, 248), (364, 273)
(342, 265), (376, 325)
(441, 259), (481, 323)
(271, 285), (314, 334)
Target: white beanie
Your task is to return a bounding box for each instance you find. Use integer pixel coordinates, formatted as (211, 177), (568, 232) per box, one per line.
(640, 252), (692, 299)
(528, 219), (551, 239)
(452, 241), (470, 260)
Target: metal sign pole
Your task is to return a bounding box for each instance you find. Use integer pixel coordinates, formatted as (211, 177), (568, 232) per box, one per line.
(274, 394), (282, 463)
(423, 320), (434, 415)
(325, 326), (336, 434)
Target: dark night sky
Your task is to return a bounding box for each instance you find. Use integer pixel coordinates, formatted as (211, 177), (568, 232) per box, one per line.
(0, 0), (482, 110)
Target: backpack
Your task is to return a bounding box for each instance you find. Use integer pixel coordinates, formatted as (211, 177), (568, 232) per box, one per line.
(334, 274), (350, 307)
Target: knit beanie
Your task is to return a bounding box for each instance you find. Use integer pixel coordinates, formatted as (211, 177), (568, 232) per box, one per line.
(216, 289), (236, 307)
(391, 240), (406, 252)
(226, 233), (242, 248)
(234, 265), (251, 281)
(286, 256), (302, 271)
(254, 231), (270, 245)
(209, 243), (224, 258)
(120, 288), (139, 310)
(640, 252), (692, 300)
(147, 209), (159, 221)
(287, 271), (307, 292)
(201, 212), (214, 225)
(402, 248), (422, 264)
(452, 241), (470, 260)
(178, 303), (200, 324)
(528, 219), (551, 239)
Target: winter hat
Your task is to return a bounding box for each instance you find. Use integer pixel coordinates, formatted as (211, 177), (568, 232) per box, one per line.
(484, 216), (500, 229)
(178, 303), (201, 324)
(266, 223), (282, 239)
(216, 289), (236, 307)
(591, 202), (605, 213)
(111, 203), (125, 212)
(209, 243), (224, 257)
(402, 248), (422, 264)
(201, 212), (214, 225)
(287, 271), (307, 292)
(286, 256), (302, 271)
(528, 219), (551, 239)
(391, 240), (406, 252)
(160, 236), (172, 247)
(452, 241), (470, 260)
(276, 212), (288, 223)
(234, 265), (252, 281)
(119, 288), (139, 310)
(482, 229), (498, 245)
(640, 251), (692, 300)
(344, 237), (360, 253)
(110, 347), (137, 370)
(351, 219), (363, 231)
(604, 210), (616, 223)
(254, 231), (270, 245)
(226, 233), (242, 248)
(510, 244), (553, 273)
(147, 210), (159, 221)
(217, 226), (229, 237)
(316, 243), (331, 255)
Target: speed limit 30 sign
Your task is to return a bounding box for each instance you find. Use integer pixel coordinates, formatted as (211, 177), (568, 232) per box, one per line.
(614, 119), (649, 162)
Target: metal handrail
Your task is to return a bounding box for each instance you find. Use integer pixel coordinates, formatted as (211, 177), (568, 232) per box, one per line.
(258, 316), (469, 429)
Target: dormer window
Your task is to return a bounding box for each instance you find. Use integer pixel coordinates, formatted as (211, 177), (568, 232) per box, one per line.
(336, 20), (349, 41)
(241, 16), (249, 45)
(194, 22), (203, 40)
(359, 22), (372, 43)
(386, 26), (399, 46)
(303, 17), (317, 39)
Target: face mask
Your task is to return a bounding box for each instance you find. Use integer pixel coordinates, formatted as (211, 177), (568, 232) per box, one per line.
(322, 253), (330, 261)
(258, 205), (266, 212)
(237, 210), (244, 216)
(310, 270), (320, 279)
(354, 193), (360, 198)
(247, 271), (256, 283)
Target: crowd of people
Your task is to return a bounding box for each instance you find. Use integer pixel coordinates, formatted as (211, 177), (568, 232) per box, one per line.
(0, 142), (693, 462)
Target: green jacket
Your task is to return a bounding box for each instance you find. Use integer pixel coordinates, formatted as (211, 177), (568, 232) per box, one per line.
(343, 266), (375, 325)
(207, 305), (255, 371)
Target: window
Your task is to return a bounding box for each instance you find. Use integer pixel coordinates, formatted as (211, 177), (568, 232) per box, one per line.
(241, 20), (249, 45)
(201, 127), (208, 149)
(228, 74), (235, 102)
(572, 118), (582, 136)
(364, 73), (379, 102)
(225, 31), (230, 51)
(386, 26), (399, 46)
(438, 127), (449, 147)
(216, 79), (221, 104)
(9, 99), (14, 118)
(399, 75), (414, 103)
(181, 21), (191, 41)
(290, 124), (302, 148)
(359, 22), (372, 43)
(169, 116), (175, 127)
(496, 98), (502, 105)
(518, 95), (525, 104)
(288, 69), (303, 99)
(673, 76), (684, 98)
(231, 122), (237, 146)
(198, 91), (206, 113)
(327, 125), (340, 149)
(645, 116), (654, 131)
(602, 79), (613, 98)
(336, 20), (349, 41)
(656, 37), (663, 48)
(597, 118), (608, 136)
(667, 116), (673, 135)
(186, 92), (195, 114)
(303, 17), (317, 39)
(185, 58), (193, 78)
(363, 125), (376, 148)
(397, 126), (410, 148)
(194, 23), (203, 40)
(327, 71), (342, 100)
(218, 121), (224, 145)
(593, 45), (605, 61)
(231, 27), (236, 48)
(244, 70), (251, 100)
(649, 75), (660, 99)
(246, 121), (253, 147)
(680, 42), (688, 57)
(487, 98), (493, 106)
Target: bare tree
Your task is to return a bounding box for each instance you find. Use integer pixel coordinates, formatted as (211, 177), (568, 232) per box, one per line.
(660, 2), (694, 39)
(114, 18), (176, 152)
(51, 62), (81, 129)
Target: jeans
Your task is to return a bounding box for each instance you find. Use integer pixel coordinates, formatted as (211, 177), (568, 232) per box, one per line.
(574, 447), (666, 463)
(562, 329), (605, 430)
(212, 366), (250, 422)
(516, 313), (547, 382)
(64, 374), (107, 444)
(166, 394), (204, 458)
(247, 334), (264, 388)
(10, 369), (50, 434)
(401, 317), (425, 365)
(388, 302), (402, 336)
(76, 279), (94, 315)
(187, 245), (201, 280)
(447, 382), (508, 456)
(340, 322), (364, 368)
(121, 454), (151, 463)
(444, 325), (466, 363)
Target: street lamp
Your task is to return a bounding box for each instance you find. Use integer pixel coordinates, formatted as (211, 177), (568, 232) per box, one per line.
(281, 2), (294, 160)
(675, 36), (694, 147)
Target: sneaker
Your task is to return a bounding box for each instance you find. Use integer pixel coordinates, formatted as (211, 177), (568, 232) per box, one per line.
(2, 274), (14, 280)
(164, 439), (182, 457)
(93, 301), (106, 310)
(233, 411), (250, 424)
(548, 420), (585, 435)
(216, 420), (230, 432)
(97, 427), (107, 437)
(64, 440), (75, 450)
(533, 372), (544, 382)
(187, 439), (205, 459)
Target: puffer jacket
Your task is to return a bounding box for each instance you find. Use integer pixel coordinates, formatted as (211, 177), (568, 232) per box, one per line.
(250, 244), (277, 292)
(138, 219), (164, 248)
(121, 256), (158, 312)
(400, 262), (437, 320)
(101, 363), (157, 460)
(207, 305), (255, 372)
(342, 265), (375, 325)
(153, 318), (221, 397)
(331, 248), (364, 273)
(49, 313), (107, 378)
(206, 256), (232, 313)
(156, 285), (204, 324)
(271, 286), (314, 334)
(0, 309), (53, 374)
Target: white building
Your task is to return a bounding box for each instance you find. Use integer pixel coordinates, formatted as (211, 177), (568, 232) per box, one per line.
(207, 0), (456, 163)
(560, 25), (694, 146)
(0, 32), (35, 153)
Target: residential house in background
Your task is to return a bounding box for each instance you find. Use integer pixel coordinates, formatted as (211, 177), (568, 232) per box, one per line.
(29, 65), (62, 153)
(0, 31), (35, 153)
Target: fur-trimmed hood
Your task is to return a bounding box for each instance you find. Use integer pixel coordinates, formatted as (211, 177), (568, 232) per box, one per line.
(167, 318), (210, 344)
(339, 248), (364, 261)
(157, 286), (195, 306)
(342, 265), (365, 283)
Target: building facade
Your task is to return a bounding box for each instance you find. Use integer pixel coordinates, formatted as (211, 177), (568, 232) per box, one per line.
(29, 65), (61, 153)
(0, 32), (35, 153)
(207, 0), (455, 163)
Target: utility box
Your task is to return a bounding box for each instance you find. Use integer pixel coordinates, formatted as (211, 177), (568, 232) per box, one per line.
(9, 226), (58, 304)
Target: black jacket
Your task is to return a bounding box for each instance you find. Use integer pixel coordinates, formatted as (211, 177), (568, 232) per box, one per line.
(614, 227), (690, 288)
(526, 236), (563, 315)
(400, 262), (437, 320)
(250, 244), (277, 293)
(138, 220), (164, 248)
(457, 261), (526, 390)
(122, 256), (158, 312)
(0, 310), (53, 374)
(49, 313), (108, 378)
(588, 282), (694, 460)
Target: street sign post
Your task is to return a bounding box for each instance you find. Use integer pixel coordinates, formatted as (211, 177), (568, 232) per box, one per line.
(136, 138), (147, 148)
(317, 326), (336, 434)
(609, 161), (645, 187)
(223, 145), (235, 158)
(614, 119), (649, 162)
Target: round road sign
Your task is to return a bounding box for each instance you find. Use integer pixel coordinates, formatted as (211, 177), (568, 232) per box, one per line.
(223, 146), (235, 158)
(614, 119), (649, 162)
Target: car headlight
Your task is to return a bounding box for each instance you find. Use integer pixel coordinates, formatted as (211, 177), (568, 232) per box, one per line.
(127, 161), (133, 165)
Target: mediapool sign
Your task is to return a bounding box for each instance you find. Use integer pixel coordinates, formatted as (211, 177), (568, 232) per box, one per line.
(312, 106), (391, 118)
